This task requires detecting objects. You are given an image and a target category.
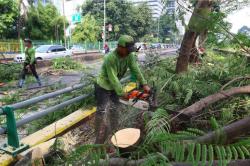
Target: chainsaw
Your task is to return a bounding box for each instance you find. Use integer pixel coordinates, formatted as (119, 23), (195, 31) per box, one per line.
(119, 82), (157, 111)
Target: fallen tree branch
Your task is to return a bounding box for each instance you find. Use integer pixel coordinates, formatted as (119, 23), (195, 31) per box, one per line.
(196, 116), (250, 144)
(170, 85), (250, 120)
(220, 76), (250, 91)
(99, 158), (146, 166)
(172, 159), (250, 166)
(99, 158), (250, 166)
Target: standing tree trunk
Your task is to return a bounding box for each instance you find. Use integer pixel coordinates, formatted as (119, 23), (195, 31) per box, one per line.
(176, 0), (213, 73)
(176, 31), (197, 73)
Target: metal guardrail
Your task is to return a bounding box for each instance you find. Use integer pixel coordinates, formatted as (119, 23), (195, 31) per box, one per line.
(0, 83), (86, 113)
(0, 83), (88, 155)
(0, 94), (90, 135)
(0, 76), (130, 156)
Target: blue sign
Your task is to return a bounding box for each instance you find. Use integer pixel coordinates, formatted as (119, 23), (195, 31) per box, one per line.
(72, 13), (81, 23)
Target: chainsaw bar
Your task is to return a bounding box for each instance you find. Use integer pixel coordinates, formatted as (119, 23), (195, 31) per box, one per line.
(119, 98), (149, 110)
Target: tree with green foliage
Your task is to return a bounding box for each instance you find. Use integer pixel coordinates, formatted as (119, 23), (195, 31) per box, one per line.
(81, 0), (153, 41)
(175, 0), (250, 73)
(72, 14), (100, 43)
(159, 14), (177, 43)
(140, 34), (158, 43)
(0, 0), (18, 38)
(206, 12), (232, 48)
(143, 11), (178, 43)
(24, 2), (67, 40)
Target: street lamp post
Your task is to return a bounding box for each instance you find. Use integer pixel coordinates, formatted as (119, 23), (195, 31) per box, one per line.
(157, 17), (160, 42)
(62, 0), (67, 48)
(103, 0), (106, 48)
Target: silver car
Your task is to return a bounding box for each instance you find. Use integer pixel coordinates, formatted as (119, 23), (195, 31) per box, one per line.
(14, 45), (72, 62)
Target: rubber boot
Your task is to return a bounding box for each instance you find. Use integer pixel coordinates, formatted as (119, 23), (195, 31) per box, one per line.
(18, 79), (24, 88)
(36, 77), (42, 87)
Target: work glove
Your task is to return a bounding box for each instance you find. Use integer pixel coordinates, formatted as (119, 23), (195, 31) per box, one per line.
(143, 85), (150, 93)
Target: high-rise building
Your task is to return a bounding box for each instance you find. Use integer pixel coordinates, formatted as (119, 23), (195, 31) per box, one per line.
(130, 0), (164, 19)
(165, 0), (186, 36)
(166, 0), (176, 15)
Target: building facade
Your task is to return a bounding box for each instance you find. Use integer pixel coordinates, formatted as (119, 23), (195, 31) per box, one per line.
(165, 0), (186, 36)
(130, 0), (164, 19)
(166, 0), (176, 15)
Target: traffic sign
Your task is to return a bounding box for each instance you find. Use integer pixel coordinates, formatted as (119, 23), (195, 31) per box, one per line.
(72, 13), (81, 23)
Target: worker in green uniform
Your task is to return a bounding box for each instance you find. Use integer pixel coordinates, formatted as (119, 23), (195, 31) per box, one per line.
(95, 35), (150, 144)
(18, 39), (41, 88)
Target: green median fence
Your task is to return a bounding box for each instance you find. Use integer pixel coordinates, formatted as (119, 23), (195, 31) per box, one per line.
(71, 41), (118, 52)
(0, 40), (118, 53)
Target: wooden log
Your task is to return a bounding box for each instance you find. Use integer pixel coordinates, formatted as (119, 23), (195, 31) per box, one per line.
(171, 85), (250, 120)
(99, 158), (250, 166)
(99, 158), (146, 166)
(196, 116), (250, 144)
(172, 159), (250, 166)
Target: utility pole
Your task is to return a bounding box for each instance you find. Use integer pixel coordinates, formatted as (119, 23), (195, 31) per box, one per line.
(103, 0), (106, 48)
(62, 0), (67, 48)
(157, 17), (160, 42)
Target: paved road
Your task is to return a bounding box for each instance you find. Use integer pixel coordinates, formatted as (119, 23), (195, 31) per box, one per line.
(1, 48), (177, 92)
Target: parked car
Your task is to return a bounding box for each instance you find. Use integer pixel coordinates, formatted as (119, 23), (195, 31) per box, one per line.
(150, 43), (161, 49)
(14, 45), (72, 62)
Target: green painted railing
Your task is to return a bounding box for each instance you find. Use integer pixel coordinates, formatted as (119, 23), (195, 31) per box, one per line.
(0, 40), (118, 54)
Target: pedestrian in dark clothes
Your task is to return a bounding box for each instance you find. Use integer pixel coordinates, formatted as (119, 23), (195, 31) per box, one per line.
(18, 39), (41, 88)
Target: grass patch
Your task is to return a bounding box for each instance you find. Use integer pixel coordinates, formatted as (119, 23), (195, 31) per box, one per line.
(0, 63), (22, 82)
(52, 57), (85, 70)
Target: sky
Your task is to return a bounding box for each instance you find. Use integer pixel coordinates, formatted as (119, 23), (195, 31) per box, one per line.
(226, 6), (250, 33)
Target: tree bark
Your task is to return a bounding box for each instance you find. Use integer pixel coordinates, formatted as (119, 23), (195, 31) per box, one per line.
(175, 0), (212, 73)
(188, 34), (199, 63)
(196, 116), (250, 144)
(176, 31), (197, 73)
(198, 30), (208, 49)
(180, 85), (250, 116)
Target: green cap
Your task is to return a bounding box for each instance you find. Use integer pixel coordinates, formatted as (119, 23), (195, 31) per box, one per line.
(118, 35), (136, 52)
(118, 35), (134, 47)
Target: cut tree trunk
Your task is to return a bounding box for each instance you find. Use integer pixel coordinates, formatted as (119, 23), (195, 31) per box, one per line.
(177, 85), (250, 117)
(111, 128), (141, 154)
(196, 116), (250, 144)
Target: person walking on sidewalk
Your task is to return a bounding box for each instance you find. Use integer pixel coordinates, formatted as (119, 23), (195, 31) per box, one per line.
(94, 35), (150, 144)
(18, 39), (41, 88)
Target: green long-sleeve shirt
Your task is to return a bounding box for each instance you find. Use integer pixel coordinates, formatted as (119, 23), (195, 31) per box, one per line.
(97, 50), (146, 96)
(24, 47), (36, 65)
